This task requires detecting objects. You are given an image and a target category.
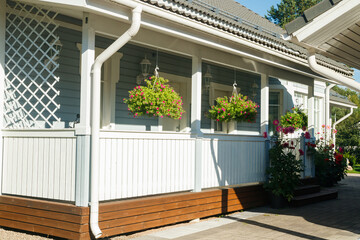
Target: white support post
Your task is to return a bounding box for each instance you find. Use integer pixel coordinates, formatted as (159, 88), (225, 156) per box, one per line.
(75, 12), (95, 207)
(307, 81), (315, 137)
(76, 13), (95, 135)
(260, 74), (269, 135)
(0, 0), (6, 195)
(191, 55), (202, 192)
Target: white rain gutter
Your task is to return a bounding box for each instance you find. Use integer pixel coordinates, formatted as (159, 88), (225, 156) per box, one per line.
(325, 83), (335, 141)
(90, 5), (142, 238)
(308, 53), (360, 92)
(333, 107), (354, 146)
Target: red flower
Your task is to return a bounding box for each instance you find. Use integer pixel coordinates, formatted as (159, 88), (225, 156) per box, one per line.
(324, 158), (329, 162)
(299, 149), (304, 156)
(335, 153), (343, 163)
(282, 142), (289, 148)
(339, 147), (344, 153)
(302, 126), (307, 131)
(273, 120), (279, 126)
(263, 132), (268, 138)
(304, 132), (311, 139)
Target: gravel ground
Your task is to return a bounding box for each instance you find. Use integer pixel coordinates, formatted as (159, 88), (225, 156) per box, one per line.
(0, 227), (55, 240)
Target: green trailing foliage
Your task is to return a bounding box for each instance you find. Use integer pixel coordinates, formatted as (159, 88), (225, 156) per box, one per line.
(123, 76), (185, 119)
(208, 94), (259, 123)
(280, 107), (308, 130)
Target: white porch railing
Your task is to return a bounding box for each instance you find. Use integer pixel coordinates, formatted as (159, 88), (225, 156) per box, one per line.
(2, 130), (76, 201)
(201, 134), (266, 188)
(98, 131), (196, 201)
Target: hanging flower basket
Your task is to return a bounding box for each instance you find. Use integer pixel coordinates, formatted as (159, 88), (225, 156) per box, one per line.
(208, 94), (259, 123)
(123, 76), (185, 119)
(280, 107), (308, 130)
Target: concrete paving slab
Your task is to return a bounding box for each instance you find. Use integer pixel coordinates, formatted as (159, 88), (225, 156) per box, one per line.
(113, 174), (360, 240)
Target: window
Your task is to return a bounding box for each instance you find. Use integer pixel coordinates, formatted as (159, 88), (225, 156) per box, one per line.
(294, 92), (308, 113)
(269, 91), (282, 135)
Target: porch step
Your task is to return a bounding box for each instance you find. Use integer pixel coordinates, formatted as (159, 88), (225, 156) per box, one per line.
(290, 188), (338, 207)
(300, 177), (318, 186)
(294, 184), (321, 197)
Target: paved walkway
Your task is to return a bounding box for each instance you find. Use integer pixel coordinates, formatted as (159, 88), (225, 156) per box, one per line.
(115, 174), (360, 240)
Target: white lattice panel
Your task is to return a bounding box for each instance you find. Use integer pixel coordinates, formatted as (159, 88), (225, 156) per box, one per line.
(4, 1), (61, 128)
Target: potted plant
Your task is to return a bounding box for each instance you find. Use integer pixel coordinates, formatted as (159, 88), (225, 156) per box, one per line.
(208, 93), (259, 133)
(281, 107), (308, 130)
(123, 76), (185, 119)
(263, 121), (304, 208)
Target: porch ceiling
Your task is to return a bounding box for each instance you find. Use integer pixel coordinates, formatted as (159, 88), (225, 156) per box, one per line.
(286, 0), (360, 70)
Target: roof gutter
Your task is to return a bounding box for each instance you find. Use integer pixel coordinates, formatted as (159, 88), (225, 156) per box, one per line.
(333, 107), (354, 147)
(90, 5), (142, 238)
(308, 52), (360, 92)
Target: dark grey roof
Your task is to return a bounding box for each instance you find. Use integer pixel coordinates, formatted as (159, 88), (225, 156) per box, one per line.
(135, 0), (352, 76)
(195, 0), (285, 35)
(285, 0), (343, 34)
(330, 89), (358, 107)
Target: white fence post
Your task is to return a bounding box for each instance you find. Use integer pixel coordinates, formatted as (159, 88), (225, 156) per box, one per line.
(191, 55), (202, 192)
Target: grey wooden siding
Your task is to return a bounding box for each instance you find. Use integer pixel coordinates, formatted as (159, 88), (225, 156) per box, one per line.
(56, 27), (82, 125)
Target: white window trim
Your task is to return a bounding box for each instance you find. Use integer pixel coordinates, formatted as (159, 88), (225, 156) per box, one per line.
(269, 89), (283, 135)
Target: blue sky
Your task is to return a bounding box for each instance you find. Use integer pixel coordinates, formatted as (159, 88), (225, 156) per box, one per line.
(237, 0), (360, 84)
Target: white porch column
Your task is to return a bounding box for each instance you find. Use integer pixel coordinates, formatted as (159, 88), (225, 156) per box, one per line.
(75, 12), (95, 207)
(0, 0), (6, 195)
(191, 55), (202, 192)
(307, 81), (315, 137)
(260, 74), (269, 135)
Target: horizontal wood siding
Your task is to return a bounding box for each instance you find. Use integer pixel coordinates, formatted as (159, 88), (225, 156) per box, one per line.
(202, 135), (266, 188)
(0, 195), (89, 240)
(0, 186), (266, 239)
(98, 131), (195, 201)
(55, 27), (82, 125)
(2, 131), (76, 201)
(98, 184), (266, 238)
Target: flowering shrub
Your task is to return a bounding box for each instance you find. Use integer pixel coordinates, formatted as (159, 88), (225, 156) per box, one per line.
(313, 127), (347, 186)
(263, 120), (304, 202)
(208, 94), (259, 123)
(263, 132), (303, 201)
(123, 76), (185, 119)
(280, 107), (308, 130)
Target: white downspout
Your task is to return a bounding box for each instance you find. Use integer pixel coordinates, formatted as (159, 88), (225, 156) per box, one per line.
(308, 53), (360, 92)
(90, 5), (142, 238)
(333, 107), (354, 147)
(325, 83), (335, 141)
